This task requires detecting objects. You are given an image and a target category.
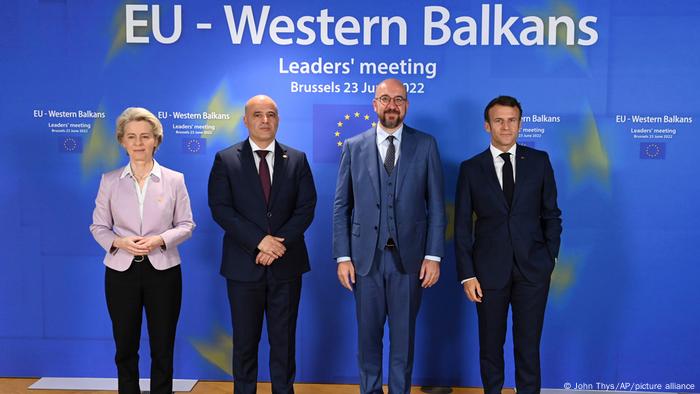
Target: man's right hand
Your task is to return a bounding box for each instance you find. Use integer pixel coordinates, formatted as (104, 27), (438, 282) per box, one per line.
(337, 261), (356, 291)
(257, 235), (286, 258)
(463, 278), (483, 303)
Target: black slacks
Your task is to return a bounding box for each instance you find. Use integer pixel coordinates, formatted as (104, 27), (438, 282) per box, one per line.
(476, 263), (550, 394)
(105, 258), (182, 394)
(226, 269), (302, 394)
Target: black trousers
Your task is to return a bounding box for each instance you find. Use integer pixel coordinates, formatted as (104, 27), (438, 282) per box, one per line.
(105, 258), (182, 394)
(476, 263), (550, 394)
(226, 269), (302, 394)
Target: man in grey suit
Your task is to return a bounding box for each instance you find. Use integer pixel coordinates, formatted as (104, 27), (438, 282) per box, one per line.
(333, 78), (445, 394)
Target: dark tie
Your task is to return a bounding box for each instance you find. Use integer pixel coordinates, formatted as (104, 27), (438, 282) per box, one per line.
(257, 150), (271, 205)
(500, 152), (514, 207)
(384, 135), (396, 175)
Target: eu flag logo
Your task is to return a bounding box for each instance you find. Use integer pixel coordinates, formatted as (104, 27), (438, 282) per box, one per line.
(182, 138), (206, 154)
(58, 136), (82, 153)
(639, 142), (666, 159)
(312, 104), (376, 163)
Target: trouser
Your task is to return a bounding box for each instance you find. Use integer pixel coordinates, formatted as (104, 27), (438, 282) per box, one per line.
(476, 263), (550, 394)
(105, 257), (182, 394)
(354, 247), (423, 394)
(227, 268), (302, 394)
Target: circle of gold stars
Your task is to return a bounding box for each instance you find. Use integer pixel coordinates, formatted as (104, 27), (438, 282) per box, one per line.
(185, 138), (201, 153)
(644, 143), (661, 158)
(63, 137), (78, 152)
(335, 112), (376, 148)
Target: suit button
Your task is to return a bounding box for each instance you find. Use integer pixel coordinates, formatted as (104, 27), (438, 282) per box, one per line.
(267, 212), (272, 218)
(374, 226), (378, 230)
(376, 203), (380, 208)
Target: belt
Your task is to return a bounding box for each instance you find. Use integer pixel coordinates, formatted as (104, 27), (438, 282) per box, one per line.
(385, 238), (396, 248)
(132, 255), (149, 263)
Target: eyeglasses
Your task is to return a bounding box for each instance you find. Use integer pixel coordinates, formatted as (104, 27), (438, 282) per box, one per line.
(375, 95), (406, 106)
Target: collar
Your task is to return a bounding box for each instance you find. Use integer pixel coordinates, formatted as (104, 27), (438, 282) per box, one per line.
(376, 123), (403, 145)
(249, 138), (276, 155)
(490, 144), (517, 160)
(120, 160), (162, 180)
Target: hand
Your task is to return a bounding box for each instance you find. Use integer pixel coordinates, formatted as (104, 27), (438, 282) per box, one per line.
(113, 236), (150, 256)
(134, 236), (165, 253)
(255, 251), (276, 266)
(463, 278), (483, 303)
(419, 259), (440, 288)
(337, 261), (356, 291)
(257, 235), (286, 258)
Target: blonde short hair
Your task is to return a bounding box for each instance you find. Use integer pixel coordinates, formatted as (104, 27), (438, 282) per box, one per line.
(115, 107), (164, 149)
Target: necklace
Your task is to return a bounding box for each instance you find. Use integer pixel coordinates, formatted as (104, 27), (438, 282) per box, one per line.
(130, 162), (154, 182)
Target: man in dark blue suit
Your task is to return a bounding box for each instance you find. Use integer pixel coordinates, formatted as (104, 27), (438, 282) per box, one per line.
(208, 95), (316, 394)
(333, 78), (445, 394)
(455, 96), (562, 394)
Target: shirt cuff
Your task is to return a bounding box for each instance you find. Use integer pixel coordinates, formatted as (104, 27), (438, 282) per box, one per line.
(460, 277), (476, 284)
(424, 255), (441, 262)
(337, 256), (351, 263)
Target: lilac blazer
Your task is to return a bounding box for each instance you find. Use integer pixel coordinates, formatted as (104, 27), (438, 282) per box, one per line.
(90, 163), (195, 271)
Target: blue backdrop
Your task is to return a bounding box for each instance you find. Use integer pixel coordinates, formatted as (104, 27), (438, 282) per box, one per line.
(1, 0), (698, 391)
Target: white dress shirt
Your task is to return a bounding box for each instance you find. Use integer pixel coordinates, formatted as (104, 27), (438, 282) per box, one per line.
(376, 123), (402, 165)
(489, 143), (517, 190)
(249, 138), (275, 184)
(120, 160), (162, 223)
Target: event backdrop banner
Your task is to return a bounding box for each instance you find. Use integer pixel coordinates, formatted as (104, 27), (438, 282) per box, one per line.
(0, 0), (698, 391)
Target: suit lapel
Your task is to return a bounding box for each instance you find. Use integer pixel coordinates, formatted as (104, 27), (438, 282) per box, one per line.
(117, 175), (143, 234)
(239, 140), (267, 208)
(512, 145), (531, 207)
(268, 141), (287, 208)
(479, 148), (509, 209)
(363, 130), (380, 202)
(395, 126), (416, 196)
(141, 173), (163, 233)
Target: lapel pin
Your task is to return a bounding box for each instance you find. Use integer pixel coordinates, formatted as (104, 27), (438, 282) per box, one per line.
(282, 152), (288, 159)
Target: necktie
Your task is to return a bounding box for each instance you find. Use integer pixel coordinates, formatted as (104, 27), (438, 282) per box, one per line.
(257, 150), (271, 205)
(384, 135), (396, 175)
(500, 152), (514, 207)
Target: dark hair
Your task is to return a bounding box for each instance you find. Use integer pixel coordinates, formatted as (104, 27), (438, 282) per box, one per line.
(484, 96), (522, 122)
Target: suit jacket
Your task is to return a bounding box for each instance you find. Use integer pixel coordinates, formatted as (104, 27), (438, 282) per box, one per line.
(90, 162), (195, 271)
(333, 126), (445, 276)
(455, 145), (562, 288)
(208, 139), (316, 282)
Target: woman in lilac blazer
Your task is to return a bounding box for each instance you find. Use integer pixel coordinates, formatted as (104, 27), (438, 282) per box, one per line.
(90, 107), (195, 394)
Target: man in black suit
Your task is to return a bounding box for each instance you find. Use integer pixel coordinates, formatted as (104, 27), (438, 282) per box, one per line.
(455, 96), (562, 394)
(208, 95), (316, 394)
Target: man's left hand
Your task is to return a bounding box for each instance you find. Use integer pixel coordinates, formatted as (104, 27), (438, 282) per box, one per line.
(419, 259), (440, 288)
(256, 251), (276, 266)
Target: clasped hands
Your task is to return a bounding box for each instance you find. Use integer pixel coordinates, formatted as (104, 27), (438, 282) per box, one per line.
(256, 235), (286, 265)
(114, 235), (164, 256)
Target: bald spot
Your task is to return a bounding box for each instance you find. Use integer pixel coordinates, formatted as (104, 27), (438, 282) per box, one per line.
(244, 95), (278, 114)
